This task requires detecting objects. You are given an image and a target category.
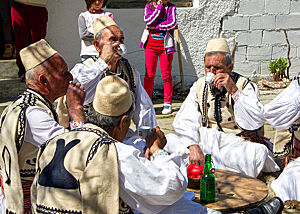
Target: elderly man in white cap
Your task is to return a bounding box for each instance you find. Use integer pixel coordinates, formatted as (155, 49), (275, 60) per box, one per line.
(57, 16), (157, 137)
(0, 39), (86, 213)
(166, 38), (279, 177)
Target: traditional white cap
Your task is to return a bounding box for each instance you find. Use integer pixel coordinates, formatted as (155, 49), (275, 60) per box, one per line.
(93, 15), (118, 39)
(205, 38), (230, 54)
(20, 39), (57, 71)
(93, 76), (133, 116)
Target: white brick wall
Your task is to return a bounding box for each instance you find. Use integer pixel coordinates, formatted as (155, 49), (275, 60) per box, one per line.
(238, 0), (265, 15)
(262, 31), (286, 45)
(235, 31), (262, 45)
(290, 0), (300, 13)
(248, 46), (272, 61)
(297, 47), (300, 58)
(234, 61), (260, 76)
(260, 61), (272, 76)
(250, 15), (276, 30)
(272, 46), (297, 59)
(221, 0), (300, 78)
(223, 16), (249, 31)
(265, 0), (290, 14)
(234, 46), (247, 62)
(287, 30), (300, 45)
(289, 59), (300, 77)
(276, 15), (300, 29)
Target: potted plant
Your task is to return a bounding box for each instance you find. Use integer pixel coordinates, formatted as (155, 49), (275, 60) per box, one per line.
(268, 58), (287, 81)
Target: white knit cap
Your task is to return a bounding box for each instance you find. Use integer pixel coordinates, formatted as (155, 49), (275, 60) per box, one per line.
(205, 38), (230, 54)
(20, 39), (57, 71)
(93, 76), (133, 116)
(93, 15), (118, 39)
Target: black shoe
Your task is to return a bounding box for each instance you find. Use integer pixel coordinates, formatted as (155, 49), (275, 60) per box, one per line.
(247, 197), (284, 214)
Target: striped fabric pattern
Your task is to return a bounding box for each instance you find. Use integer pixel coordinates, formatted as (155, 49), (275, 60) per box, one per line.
(22, 181), (32, 213)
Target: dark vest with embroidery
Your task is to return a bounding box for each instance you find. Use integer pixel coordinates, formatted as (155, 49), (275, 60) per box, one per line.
(195, 72), (257, 134)
(0, 88), (58, 214)
(101, 58), (137, 94)
(83, 57), (137, 94)
(32, 123), (133, 214)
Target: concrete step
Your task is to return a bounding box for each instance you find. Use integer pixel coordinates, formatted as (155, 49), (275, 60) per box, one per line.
(0, 59), (19, 79)
(0, 78), (27, 115)
(0, 79), (27, 101)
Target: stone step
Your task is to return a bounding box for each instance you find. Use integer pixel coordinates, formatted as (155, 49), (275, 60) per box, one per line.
(0, 78), (27, 102)
(0, 78), (27, 115)
(0, 59), (19, 79)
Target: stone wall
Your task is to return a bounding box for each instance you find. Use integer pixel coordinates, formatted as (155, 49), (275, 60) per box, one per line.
(176, 0), (235, 85)
(221, 0), (300, 78)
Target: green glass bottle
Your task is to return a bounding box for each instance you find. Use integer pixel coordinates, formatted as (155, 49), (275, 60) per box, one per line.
(200, 154), (215, 203)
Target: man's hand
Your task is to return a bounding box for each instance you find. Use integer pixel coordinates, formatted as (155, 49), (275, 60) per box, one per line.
(100, 43), (115, 64)
(66, 81), (86, 122)
(144, 126), (167, 159)
(213, 73), (238, 94)
(188, 145), (205, 165)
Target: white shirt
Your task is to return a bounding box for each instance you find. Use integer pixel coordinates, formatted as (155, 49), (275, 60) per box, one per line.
(264, 79), (300, 130)
(71, 58), (158, 129)
(172, 81), (265, 147)
(24, 106), (68, 147)
(120, 136), (220, 214)
(116, 139), (187, 214)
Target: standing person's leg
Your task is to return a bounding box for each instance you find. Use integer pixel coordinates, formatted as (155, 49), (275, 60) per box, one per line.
(28, 5), (48, 43)
(144, 48), (160, 100)
(11, 1), (28, 79)
(159, 51), (173, 104)
(0, 0), (14, 58)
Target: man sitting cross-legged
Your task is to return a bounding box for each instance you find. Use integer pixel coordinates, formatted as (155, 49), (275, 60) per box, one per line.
(166, 38), (279, 177)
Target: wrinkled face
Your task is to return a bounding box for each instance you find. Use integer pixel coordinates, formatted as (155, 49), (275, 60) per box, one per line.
(90, 0), (103, 10)
(46, 54), (73, 99)
(204, 53), (232, 75)
(98, 26), (125, 60)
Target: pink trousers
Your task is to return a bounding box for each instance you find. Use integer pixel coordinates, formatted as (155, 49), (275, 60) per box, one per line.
(144, 48), (173, 104)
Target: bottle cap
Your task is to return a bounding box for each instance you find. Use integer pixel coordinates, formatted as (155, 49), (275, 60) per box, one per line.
(205, 154), (211, 162)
